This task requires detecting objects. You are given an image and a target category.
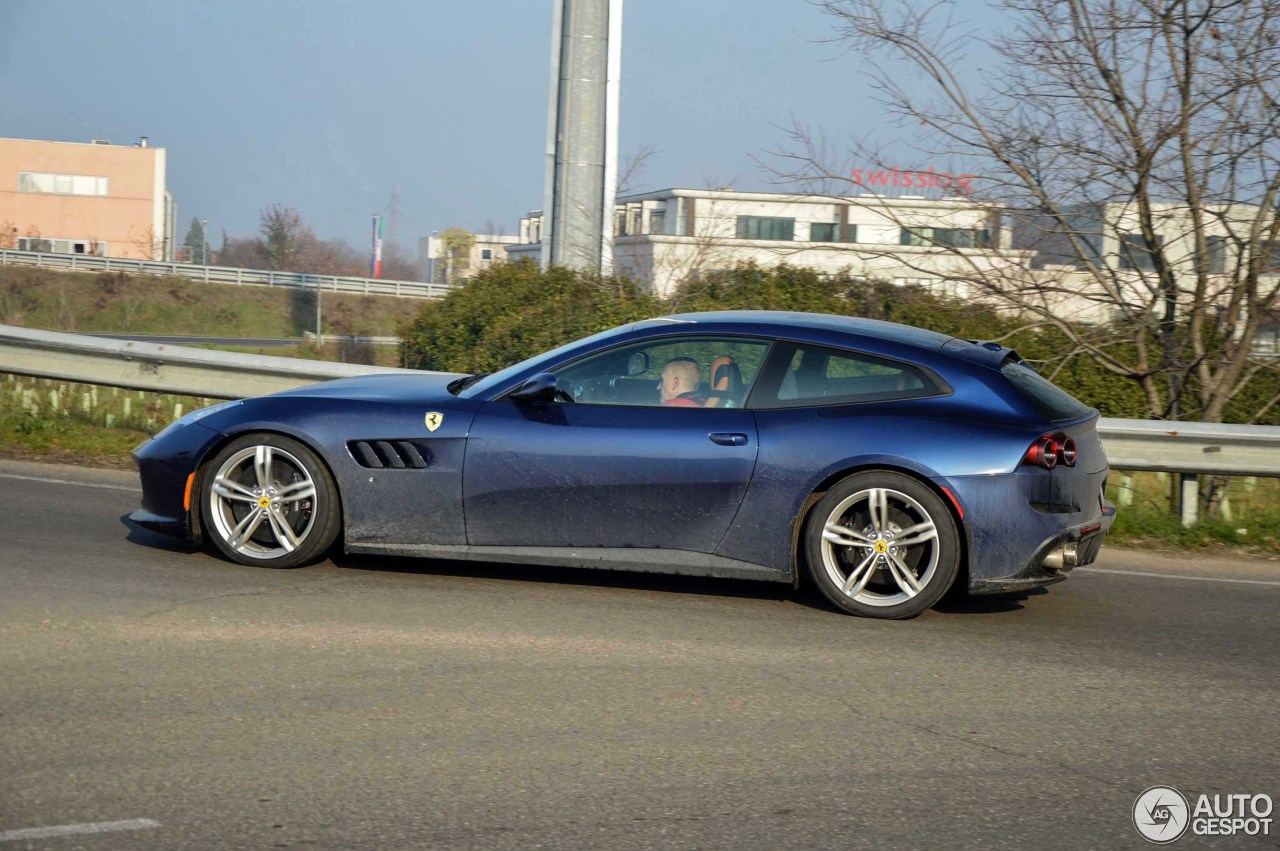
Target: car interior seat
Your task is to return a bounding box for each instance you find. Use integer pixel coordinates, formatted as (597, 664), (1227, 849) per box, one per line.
(703, 356), (744, 407)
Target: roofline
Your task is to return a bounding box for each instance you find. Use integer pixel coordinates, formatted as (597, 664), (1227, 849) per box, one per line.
(0, 137), (165, 151)
(615, 187), (1002, 210)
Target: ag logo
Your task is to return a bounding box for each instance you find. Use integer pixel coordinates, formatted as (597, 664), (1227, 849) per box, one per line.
(1133, 786), (1190, 843)
(424, 412), (444, 433)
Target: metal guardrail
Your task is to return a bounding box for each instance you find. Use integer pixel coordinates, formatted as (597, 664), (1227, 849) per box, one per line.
(2, 324), (1278, 525)
(1098, 418), (1280, 478)
(0, 248), (451, 300)
(0, 325), (433, 398)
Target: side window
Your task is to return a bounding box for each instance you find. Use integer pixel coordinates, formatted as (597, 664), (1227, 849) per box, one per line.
(552, 336), (771, 408)
(755, 343), (943, 409)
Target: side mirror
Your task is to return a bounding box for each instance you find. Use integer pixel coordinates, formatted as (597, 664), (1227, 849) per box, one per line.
(509, 373), (559, 404)
(626, 351), (649, 376)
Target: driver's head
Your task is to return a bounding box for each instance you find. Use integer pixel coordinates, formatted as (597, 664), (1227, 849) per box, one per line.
(659, 357), (701, 402)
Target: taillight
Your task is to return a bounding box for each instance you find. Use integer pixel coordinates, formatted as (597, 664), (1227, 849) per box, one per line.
(1059, 436), (1077, 467)
(1023, 433), (1077, 469)
(1024, 435), (1058, 469)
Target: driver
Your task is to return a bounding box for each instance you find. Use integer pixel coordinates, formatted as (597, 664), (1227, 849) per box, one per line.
(658, 357), (705, 407)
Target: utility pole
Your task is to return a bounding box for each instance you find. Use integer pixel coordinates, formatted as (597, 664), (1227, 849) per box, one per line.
(541, 0), (623, 273)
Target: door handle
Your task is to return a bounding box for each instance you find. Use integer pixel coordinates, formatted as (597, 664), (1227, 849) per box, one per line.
(709, 432), (749, 447)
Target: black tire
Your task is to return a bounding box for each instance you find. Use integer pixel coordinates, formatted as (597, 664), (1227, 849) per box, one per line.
(803, 470), (960, 619)
(201, 433), (340, 568)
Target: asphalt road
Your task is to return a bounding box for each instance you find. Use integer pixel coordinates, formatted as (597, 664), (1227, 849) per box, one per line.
(1, 458), (1277, 850)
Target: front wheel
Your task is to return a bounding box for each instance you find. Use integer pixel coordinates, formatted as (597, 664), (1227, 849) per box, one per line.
(202, 433), (341, 568)
(804, 471), (960, 619)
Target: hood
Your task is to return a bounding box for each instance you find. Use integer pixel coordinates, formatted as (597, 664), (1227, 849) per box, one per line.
(267, 371), (467, 403)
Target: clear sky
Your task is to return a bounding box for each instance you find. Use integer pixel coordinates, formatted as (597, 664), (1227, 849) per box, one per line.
(0, 0), (990, 253)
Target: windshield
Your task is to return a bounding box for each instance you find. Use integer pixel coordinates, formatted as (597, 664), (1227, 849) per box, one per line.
(455, 323), (640, 398)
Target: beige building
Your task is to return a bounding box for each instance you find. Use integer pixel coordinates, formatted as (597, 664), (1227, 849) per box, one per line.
(418, 231), (520, 284)
(0, 136), (175, 260)
(511, 188), (1025, 298)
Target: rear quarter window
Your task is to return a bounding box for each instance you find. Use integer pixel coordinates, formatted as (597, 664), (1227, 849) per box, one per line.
(753, 342), (946, 409)
(1000, 359), (1091, 421)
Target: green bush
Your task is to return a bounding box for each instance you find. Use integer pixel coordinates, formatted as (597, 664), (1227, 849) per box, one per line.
(400, 260), (659, 373)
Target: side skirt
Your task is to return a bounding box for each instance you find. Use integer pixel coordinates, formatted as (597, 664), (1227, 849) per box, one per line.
(344, 542), (793, 584)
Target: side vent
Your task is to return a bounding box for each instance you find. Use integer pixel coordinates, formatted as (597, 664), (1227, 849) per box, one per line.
(348, 440), (429, 469)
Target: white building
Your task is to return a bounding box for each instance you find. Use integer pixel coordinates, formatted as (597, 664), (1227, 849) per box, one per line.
(1013, 201), (1280, 327)
(418, 231), (520, 284)
(511, 188), (1027, 298)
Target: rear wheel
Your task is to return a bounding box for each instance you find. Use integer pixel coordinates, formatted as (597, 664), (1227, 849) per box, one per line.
(804, 471), (960, 619)
(202, 433), (340, 567)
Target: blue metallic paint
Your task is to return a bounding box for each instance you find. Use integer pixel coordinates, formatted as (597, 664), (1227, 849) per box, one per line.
(464, 401), (758, 551)
(131, 310), (1115, 598)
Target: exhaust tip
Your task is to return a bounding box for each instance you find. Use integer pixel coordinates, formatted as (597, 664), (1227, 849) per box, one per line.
(1043, 541), (1080, 571)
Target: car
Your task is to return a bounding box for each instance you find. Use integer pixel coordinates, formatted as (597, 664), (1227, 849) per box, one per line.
(130, 310), (1116, 619)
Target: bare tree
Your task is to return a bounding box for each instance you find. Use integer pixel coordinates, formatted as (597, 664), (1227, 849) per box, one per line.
(125, 224), (163, 260)
(780, 0), (1280, 424)
(0, 221), (18, 250)
(259, 205), (307, 271)
(617, 142), (659, 197)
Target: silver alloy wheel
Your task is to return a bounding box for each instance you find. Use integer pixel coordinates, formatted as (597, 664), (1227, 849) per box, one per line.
(207, 444), (318, 560)
(819, 487), (940, 608)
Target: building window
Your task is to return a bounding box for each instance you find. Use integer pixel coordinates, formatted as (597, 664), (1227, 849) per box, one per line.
(1260, 240), (1280, 273)
(18, 237), (106, 255)
(481, 248), (493, 260)
(810, 223), (837, 242)
(1200, 235), (1227, 274)
(736, 216), (795, 241)
(1118, 233), (1163, 271)
(18, 172), (108, 197)
(900, 227), (991, 248)
(649, 210), (665, 234)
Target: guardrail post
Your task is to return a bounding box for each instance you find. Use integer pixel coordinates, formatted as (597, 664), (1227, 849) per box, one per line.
(1179, 473), (1199, 526)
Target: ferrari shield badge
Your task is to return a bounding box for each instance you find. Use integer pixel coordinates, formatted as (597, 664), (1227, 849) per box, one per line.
(425, 412), (444, 432)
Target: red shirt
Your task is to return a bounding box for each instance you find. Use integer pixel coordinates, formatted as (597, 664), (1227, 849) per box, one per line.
(663, 396), (701, 407)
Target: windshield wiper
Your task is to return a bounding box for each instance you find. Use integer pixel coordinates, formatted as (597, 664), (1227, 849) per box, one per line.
(447, 373), (489, 395)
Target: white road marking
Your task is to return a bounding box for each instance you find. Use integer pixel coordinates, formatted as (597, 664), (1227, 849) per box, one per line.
(0, 472), (138, 492)
(1078, 567), (1280, 587)
(0, 819), (160, 842)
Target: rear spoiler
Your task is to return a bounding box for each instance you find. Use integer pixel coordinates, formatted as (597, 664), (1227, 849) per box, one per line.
(941, 337), (1022, 369)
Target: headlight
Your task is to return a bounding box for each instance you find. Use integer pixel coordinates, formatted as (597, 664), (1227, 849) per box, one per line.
(181, 399), (242, 425)
(153, 399), (242, 440)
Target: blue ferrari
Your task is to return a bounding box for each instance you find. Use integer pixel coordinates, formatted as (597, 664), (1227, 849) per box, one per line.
(131, 310), (1115, 619)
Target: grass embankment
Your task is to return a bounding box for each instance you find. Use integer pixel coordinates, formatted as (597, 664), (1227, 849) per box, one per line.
(1, 374), (209, 468)
(1106, 472), (1280, 554)
(0, 265), (421, 343)
(0, 265), (428, 465)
